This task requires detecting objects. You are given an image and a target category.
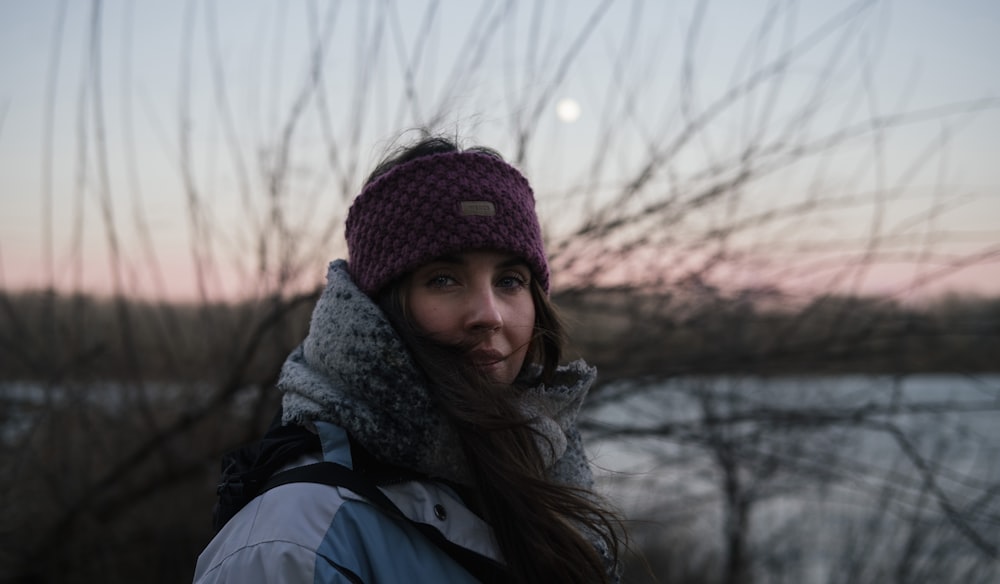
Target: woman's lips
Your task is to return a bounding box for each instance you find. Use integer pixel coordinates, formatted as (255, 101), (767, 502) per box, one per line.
(469, 348), (505, 366)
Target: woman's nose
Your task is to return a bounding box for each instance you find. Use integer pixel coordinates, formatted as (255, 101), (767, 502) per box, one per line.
(464, 285), (503, 331)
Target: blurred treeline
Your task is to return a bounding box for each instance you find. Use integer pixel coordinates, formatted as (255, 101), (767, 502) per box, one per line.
(0, 291), (313, 383)
(2, 288), (999, 382)
(562, 289), (1000, 378)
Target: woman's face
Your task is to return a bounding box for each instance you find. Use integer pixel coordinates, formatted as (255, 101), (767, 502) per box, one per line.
(406, 250), (536, 384)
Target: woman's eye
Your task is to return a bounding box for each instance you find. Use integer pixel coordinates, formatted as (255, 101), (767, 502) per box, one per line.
(497, 273), (528, 289)
(427, 274), (456, 288)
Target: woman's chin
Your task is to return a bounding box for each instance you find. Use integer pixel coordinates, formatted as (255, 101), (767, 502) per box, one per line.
(475, 361), (515, 384)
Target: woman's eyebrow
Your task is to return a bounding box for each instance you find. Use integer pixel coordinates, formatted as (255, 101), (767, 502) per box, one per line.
(497, 257), (529, 269)
(427, 254), (465, 266)
(425, 254), (527, 268)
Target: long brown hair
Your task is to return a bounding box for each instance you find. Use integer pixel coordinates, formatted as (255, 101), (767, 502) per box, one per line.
(371, 136), (623, 583)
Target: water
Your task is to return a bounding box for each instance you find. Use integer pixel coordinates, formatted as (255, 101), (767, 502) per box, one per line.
(0, 379), (249, 443)
(583, 374), (1000, 583)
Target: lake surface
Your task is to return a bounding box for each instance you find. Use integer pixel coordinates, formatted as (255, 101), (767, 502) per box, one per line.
(582, 374), (1000, 583)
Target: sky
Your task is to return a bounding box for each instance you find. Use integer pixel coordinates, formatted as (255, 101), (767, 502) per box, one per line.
(1, 0), (998, 302)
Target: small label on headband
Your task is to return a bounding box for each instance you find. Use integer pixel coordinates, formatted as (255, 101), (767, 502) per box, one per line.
(460, 201), (496, 216)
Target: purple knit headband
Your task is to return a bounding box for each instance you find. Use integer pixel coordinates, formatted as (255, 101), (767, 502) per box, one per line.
(345, 150), (549, 296)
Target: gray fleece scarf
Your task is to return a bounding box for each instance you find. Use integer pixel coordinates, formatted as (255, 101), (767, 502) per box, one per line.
(277, 260), (598, 491)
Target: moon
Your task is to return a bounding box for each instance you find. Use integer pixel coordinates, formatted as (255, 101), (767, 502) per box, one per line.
(556, 98), (582, 123)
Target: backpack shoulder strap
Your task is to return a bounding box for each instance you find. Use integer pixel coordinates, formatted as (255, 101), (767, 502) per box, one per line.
(212, 414), (322, 532)
(260, 462), (401, 518)
(259, 462), (508, 584)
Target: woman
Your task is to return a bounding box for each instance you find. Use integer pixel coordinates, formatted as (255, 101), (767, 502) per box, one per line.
(194, 136), (623, 583)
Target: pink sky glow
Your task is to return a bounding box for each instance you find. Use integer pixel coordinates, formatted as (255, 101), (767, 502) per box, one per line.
(2, 1), (998, 303)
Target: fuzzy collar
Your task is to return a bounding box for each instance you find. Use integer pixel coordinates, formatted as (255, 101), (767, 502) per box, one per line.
(277, 260), (597, 489)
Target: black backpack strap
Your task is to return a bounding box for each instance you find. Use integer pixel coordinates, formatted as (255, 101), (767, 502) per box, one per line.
(212, 413), (321, 532)
(261, 462), (401, 518)
(260, 462), (508, 584)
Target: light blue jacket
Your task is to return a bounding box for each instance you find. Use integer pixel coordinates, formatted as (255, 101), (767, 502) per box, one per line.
(193, 422), (502, 584)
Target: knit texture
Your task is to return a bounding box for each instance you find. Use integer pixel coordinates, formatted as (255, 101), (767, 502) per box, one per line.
(345, 151), (549, 296)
